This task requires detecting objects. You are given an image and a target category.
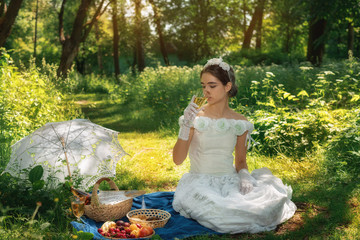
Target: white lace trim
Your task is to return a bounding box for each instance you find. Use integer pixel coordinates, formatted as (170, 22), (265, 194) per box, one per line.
(193, 116), (253, 135)
(193, 116), (257, 149)
(179, 115), (194, 128)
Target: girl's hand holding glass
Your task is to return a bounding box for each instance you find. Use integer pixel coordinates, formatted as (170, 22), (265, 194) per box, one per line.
(178, 96), (204, 141)
(183, 96), (201, 127)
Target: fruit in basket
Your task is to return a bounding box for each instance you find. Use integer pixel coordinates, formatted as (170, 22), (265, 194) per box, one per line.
(130, 229), (140, 238)
(98, 220), (153, 238)
(101, 221), (117, 232)
(139, 226), (153, 237)
(129, 223), (138, 231)
(116, 220), (124, 226)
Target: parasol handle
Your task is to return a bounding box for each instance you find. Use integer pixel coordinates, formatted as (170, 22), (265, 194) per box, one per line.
(60, 137), (72, 182)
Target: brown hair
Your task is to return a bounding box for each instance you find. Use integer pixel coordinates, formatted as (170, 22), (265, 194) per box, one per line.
(200, 64), (238, 97)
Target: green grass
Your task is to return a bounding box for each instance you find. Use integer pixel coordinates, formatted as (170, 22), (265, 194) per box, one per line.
(2, 54), (360, 239)
(68, 93), (159, 133)
(71, 94), (360, 240)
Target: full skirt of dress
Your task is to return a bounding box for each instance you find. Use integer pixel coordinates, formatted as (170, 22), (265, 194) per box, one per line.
(172, 167), (297, 234)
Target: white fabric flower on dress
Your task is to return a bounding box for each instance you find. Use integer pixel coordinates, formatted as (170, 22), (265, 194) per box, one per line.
(194, 117), (210, 132)
(214, 118), (230, 133)
(232, 120), (247, 136)
(245, 121), (254, 133)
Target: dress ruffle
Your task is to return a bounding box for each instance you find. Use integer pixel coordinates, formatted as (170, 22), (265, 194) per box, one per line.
(173, 168), (297, 234)
(193, 116), (254, 136)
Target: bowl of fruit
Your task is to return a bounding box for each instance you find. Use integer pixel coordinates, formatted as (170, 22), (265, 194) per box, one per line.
(98, 220), (154, 239)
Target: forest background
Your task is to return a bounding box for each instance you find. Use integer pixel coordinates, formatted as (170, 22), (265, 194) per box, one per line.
(0, 0), (360, 239)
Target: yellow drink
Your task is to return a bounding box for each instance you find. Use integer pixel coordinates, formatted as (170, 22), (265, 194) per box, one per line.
(71, 201), (85, 218)
(194, 97), (207, 109)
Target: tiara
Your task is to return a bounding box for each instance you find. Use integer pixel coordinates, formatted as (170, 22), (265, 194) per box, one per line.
(204, 57), (230, 72)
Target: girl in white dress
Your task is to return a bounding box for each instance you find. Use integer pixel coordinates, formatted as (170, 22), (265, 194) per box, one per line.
(172, 58), (297, 234)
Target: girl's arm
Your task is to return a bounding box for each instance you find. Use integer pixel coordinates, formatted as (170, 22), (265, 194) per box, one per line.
(234, 131), (248, 172)
(173, 128), (194, 165)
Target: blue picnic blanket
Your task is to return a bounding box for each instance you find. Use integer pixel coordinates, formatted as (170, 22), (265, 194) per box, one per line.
(71, 191), (222, 240)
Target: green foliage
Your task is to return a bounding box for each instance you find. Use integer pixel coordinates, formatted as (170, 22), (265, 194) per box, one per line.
(0, 170), (75, 239)
(0, 49), (82, 168)
(29, 165), (46, 191)
(140, 65), (203, 126)
(73, 228), (94, 240)
(250, 108), (354, 157)
(69, 57), (360, 158)
(2, 48), (360, 238)
(324, 109), (360, 183)
(29, 165), (44, 184)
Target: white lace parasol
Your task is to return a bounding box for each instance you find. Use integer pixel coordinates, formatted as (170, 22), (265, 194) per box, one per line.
(3, 119), (128, 190)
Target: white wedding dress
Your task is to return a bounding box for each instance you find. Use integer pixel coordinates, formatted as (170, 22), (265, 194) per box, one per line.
(173, 116), (297, 234)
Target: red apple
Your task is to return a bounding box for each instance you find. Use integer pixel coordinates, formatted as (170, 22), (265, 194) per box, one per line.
(138, 226), (154, 237)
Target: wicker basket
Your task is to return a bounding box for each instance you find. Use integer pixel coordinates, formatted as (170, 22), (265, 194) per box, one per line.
(84, 178), (133, 222)
(126, 209), (171, 229)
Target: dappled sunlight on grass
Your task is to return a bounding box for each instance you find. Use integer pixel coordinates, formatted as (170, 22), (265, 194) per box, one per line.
(247, 149), (322, 185)
(71, 93), (161, 132)
(112, 133), (359, 239)
(115, 132), (190, 192)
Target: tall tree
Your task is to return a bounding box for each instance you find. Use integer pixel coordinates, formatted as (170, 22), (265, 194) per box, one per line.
(57, 0), (109, 77)
(0, 0), (24, 47)
(306, 0), (339, 65)
(112, 0), (120, 80)
(148, 0), (169, 66)
(33, 0), (39, 59)
(198, 0), (211, 59)
(347, 21), (354, 54)
(242, 0), (266, 49)
(255, 0), (265, 49)
(271, 0), (305, 54)
(134, 0), (145, 72)
(242, 0), (247, 36)
(306, 15), (326, 65)
(94, 20), (104, 72)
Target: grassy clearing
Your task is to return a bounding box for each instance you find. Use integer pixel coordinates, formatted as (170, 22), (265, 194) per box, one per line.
(2, 56), (359, 239)
(110, 132), (360, 240)
(70, 93), (360, 240)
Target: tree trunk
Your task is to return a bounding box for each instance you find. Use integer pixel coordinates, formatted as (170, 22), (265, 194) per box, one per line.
(112, 0), (120, 81)
(306, 18), (326, 66)
(134, 0), (145, 72)
(0, 0), (24, 47)
(148, 0), (169, 66)
(242, 0), (266, 49)
(347, 21), (354, 55)
(132, 46), (137, 74)
(199, 0), (210, 59)
(33, 0), (39, 59)
(255, 0), (265, 50)
(94, 21), (104, 72)
(242, 0), (247, 36)
(57, 0), (108, 77)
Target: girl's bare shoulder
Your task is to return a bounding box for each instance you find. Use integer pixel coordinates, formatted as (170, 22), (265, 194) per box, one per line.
(228, 110), (248, 121)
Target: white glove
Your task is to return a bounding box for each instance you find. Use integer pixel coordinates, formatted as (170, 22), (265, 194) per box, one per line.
(238, 169), (255, 195)
(178, 96), (201, 141)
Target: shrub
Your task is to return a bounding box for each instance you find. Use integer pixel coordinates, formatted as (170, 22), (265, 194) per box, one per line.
(0, 49), (82, 168)
(249, 107), (354, 158)
(324, 109), (360, 183)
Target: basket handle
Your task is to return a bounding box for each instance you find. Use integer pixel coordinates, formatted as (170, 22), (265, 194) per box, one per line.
(91, 177), (120, 206)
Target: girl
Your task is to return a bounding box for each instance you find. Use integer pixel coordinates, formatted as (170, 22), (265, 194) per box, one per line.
(172, 58), (296, 234)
